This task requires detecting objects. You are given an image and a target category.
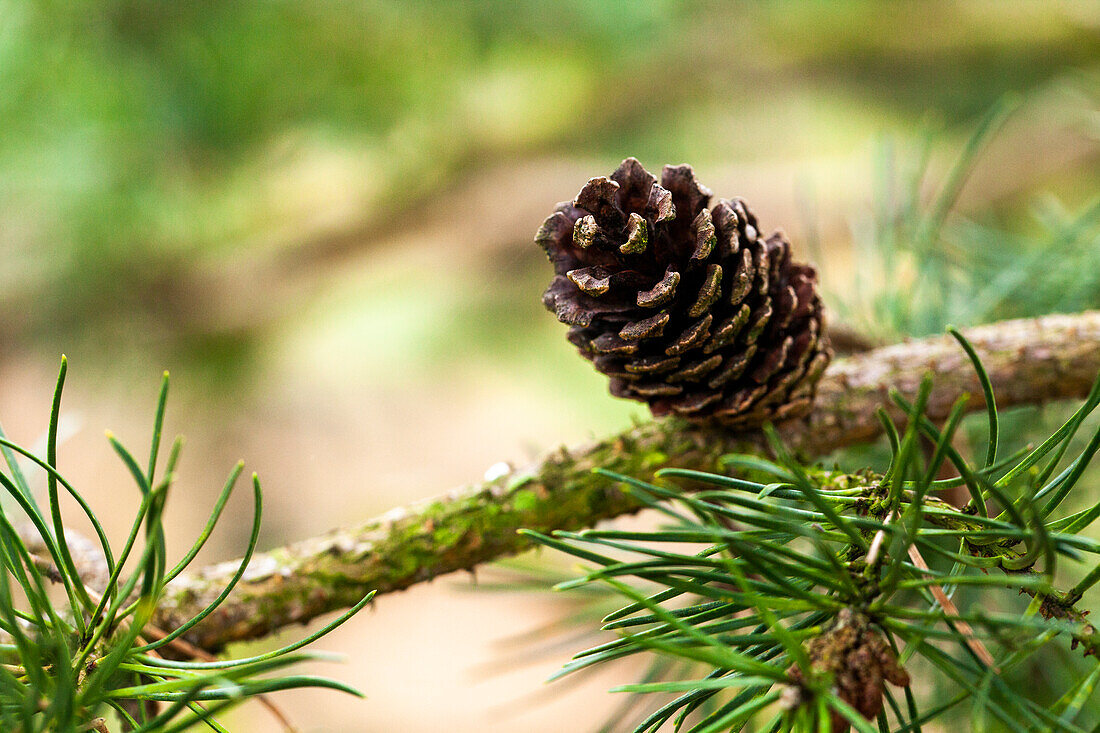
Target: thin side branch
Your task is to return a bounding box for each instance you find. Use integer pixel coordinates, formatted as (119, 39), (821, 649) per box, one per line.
(158, 311), (1100, 651)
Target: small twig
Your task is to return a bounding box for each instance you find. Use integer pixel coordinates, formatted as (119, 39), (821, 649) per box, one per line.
(907, 544), (999, 671)
(137, 622), (301, 733)
(864, 511), (896, 569)
(85, 589), (302, 733)
(83, 718), (110, 733)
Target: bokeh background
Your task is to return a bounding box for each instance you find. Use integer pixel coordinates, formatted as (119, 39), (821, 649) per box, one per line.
(2, 2), (1100, 730)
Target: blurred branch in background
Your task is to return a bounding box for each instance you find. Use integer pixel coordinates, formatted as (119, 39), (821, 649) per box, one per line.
(156, 311), (1100, 651)
(2, 2), (1099, 381)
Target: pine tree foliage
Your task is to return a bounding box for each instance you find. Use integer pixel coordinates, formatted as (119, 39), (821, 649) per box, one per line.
(527, 341), (1100, 731)
(0, 361), (372, 732)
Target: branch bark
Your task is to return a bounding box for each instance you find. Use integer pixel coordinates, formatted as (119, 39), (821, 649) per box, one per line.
(157, 311), (1100, 651)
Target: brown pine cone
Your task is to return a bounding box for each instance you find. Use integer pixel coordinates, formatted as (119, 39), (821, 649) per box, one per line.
(784, 609), (910, 732)
(535, 158), (831, 428)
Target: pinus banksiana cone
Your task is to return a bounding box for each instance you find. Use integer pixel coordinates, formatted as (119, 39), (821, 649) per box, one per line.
(536, 158), (831, 428)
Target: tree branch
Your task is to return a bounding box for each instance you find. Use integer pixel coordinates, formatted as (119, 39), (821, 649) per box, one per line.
(157, 311), (1100, 651)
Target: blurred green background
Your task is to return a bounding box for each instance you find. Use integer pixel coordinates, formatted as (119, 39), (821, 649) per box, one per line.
(1, 1), (1099, 731)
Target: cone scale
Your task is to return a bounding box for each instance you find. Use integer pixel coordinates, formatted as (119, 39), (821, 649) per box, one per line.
(536, 158), (831, 428)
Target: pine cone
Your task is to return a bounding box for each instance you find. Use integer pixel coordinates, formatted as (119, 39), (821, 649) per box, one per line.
(535, 158), (831, 428)
(784, 609), (910, 732)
